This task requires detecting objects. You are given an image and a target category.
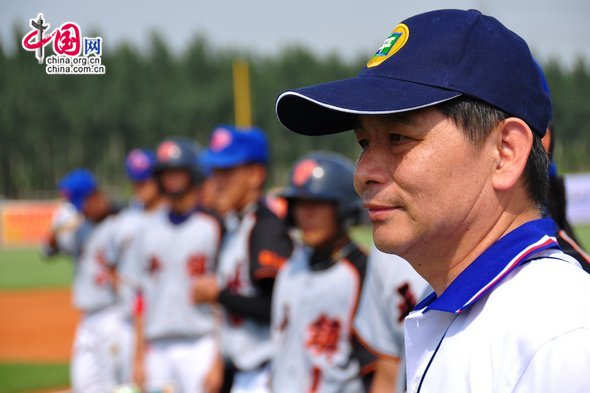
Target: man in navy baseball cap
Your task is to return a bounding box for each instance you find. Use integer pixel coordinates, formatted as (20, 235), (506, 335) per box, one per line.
(276, 9), (590, 393)
(276, 9), (550, 137)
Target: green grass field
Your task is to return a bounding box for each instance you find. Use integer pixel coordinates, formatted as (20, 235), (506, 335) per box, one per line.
(575, 225), (590, 250)
(0, 363), (69, 393)
(0, 250), (73, 290)
(0, 224), (588, 392)
(0, 250), (73, 392)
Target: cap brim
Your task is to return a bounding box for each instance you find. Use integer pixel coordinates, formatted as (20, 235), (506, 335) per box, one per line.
(276, 76), (462, 136)
(202, 150), (248, 169)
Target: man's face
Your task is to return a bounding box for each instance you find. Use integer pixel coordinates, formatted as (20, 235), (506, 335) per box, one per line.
(133, 179), (159, 207)
(161, 168), (192, 196)
(212, 164), (261, 215)
(82, 191), (108, 221)
(353, 108), (495, 263)
(293, 199), (339, 248)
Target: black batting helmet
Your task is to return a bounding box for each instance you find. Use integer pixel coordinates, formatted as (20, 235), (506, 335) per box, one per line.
(153, 138), (204, 194)
(282, 151), (361, 224)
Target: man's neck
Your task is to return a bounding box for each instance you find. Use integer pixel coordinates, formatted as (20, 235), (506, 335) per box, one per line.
(410, 208), (542, 297)
(236, 190), (261, 215)
(310, 232), (351, 271)
(170, 191), (198, 215)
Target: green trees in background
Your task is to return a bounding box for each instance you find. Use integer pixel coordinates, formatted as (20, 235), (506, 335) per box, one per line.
(1, 31), (589, 199)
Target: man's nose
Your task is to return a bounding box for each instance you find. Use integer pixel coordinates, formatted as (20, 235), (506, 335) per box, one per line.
(354, 147), (388, 196)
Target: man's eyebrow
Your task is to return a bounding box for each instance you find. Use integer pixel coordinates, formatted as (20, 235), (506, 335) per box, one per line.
(386, 113), (416, 125)
(354, 113), (417, 131)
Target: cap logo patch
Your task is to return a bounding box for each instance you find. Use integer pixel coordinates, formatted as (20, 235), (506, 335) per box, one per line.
(127, 149), (150, 170)
(293, 159), (318, 186)
(367, 23), (409, 68)
(157, 141), (181, 162)
(210, 128), (233, 152)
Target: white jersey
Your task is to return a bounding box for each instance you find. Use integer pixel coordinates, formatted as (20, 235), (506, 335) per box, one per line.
(134, 209), (222, 341)
(354, 246), (430, 358)
(405, 219), (590, 393)
(72, 215), (120, 313)
(105, 206), (164, 319)
(51, 202), (82, 255)
(216, 199), (293, 371)
(271, 244), (368, 393)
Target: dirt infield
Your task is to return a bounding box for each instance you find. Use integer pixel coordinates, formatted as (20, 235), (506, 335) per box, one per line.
(0, 288), (79, 362)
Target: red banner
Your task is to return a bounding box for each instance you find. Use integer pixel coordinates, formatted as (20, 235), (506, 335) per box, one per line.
(0, 201), (60, 247)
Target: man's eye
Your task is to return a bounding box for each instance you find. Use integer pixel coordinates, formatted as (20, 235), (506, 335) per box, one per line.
(389, 134), (407, 143)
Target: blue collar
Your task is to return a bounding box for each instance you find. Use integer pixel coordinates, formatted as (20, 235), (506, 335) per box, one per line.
(415, 219), (560, 314)
(168, 207), (198, 225)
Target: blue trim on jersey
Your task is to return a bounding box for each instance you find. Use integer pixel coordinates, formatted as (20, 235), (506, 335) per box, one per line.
(415, 219), (560, 314)
(168, 208), (197, 225)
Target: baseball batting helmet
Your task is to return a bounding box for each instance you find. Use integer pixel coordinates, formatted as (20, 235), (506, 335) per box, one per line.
(153, 138), (205, 194)
(282, 151), (361, 224)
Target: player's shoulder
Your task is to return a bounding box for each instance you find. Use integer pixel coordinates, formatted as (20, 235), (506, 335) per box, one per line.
(507, 251), (590, 300)
(250, 197), (293, 247)
(490, 251), (590, 331)
(343, 242), (368, 275)
(253, 196), (288, 227)
(259, 194), (288, 220)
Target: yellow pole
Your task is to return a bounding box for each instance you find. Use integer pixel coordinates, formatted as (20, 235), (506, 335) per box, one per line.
(233, 59), (252, 128)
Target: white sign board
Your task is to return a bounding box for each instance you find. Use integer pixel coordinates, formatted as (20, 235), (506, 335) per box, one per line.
(566, 173), (590, 226)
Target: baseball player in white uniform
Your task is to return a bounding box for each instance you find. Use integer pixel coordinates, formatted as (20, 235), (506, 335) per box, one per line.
(104, 148), (166, 387)
(275, 8), (590, 392)
(42, 200), (82, 258)
(272, 151), (376, 393)
(353, 247), (430, 393)
(192, 126), (293, 393)
(132, 138), (223, 393)
(56, 169), (127, 393)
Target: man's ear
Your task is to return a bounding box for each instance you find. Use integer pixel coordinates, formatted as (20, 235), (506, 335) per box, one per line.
(491, 118), (534, 192)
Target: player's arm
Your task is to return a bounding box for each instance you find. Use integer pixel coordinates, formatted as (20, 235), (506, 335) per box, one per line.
(218, 210), (293, 322)
(369, 356), (401, 393)
(133, 290), (146, 390)
(217, 278), (274, 323)
(40, 231), (60, 258)
(349, 330), (378, 391)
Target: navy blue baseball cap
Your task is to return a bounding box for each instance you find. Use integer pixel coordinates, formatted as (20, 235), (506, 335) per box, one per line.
(276, 9), (551, 137)
(125, 148), (156, 182)
(58, 168), (98, 211)
(203, 125), (269, 169)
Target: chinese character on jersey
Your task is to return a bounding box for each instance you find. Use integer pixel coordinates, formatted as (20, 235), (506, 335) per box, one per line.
(306, 314), (341, 360)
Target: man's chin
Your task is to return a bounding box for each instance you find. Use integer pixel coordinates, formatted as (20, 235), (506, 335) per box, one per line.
(372, 225), (407, 256)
